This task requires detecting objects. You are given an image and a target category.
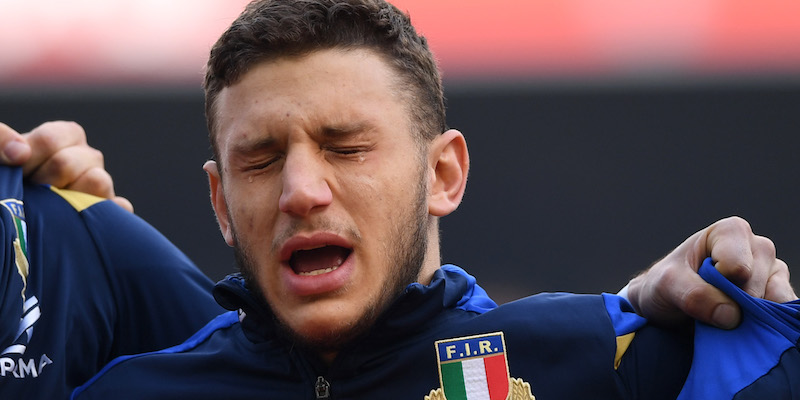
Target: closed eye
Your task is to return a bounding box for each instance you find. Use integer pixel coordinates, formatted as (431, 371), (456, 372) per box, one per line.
(323, 145), (375, 161)
(244, 156), (282, 171)
(327, 146), (369, 155)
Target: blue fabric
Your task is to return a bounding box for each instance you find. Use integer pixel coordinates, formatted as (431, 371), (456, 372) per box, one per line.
(72, 262), (693, 400)
(678, 257), (800, 399)
(72, 311), (239, 399)
(0, 166), (223, 399)
(440, 264), (498, 314)
(602, 293), (648, 336)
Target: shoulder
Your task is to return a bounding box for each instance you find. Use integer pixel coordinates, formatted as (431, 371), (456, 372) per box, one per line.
(446, 292), (690, 399)
(481, 291), (644, 337)
(48, 186), (107, 213)
(72, 311), (242, 399)
(438, 293), (625, 392)
(35, 183), (209, 290)
(20, 174), (222, 358)
(21, 178), (213, 305)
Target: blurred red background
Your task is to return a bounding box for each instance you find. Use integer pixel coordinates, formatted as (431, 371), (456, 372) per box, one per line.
(2, 0), (799, 86)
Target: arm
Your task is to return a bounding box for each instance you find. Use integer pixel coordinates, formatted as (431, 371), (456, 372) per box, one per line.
(0, 121), (133, 212)
(626, 216), (797, 329)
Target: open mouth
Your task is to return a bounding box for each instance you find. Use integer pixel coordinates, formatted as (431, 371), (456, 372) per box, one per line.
(289, 245), (352, 276)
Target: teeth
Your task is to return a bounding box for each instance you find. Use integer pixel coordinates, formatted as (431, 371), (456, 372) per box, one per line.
(298, 266), (339, 276)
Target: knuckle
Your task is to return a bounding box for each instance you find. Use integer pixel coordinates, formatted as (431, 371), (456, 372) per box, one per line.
(732, 216), (752, 232)
(89, 147), (105, 166)
(113, 197), (134, 213)
(64, 121), (88, 144)
(52, 121), (87, 143)
(717, 216), (752, 235)
(722, 261), (752, 286)
(775, 259), (791, 276)
(32, 121), (87, 151)
(32, 126), (65, 153)
(76, 168), (114, 197)
(769, 259), (792, 285)
(765, 261), (798, 302)
(753, 235), (777, 258)
(680, 286), (710, 317)
(43, 151), (73, 175)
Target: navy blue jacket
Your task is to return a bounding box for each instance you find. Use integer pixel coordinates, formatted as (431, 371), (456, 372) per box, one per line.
(73, 265), (695, 399)
(0, 166), (224, 398)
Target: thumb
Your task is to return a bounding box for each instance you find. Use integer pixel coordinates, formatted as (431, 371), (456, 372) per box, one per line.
(627, 262), (742, 330)
(0, 123), (32, 165)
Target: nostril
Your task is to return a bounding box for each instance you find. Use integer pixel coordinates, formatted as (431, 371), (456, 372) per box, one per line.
(279, 179), (333, 216)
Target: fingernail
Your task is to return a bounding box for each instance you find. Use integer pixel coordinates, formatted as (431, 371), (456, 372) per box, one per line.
(3, 141), (28, 163)
(711, 304), (740, 329)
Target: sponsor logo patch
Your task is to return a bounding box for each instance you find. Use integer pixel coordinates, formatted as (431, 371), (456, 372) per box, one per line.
(1, 198), (50, 379)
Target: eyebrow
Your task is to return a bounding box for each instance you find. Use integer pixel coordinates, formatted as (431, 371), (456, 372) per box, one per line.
(230, 135), (278, 155)
(320, 122), (373, 138)
(228, 121), (375, 154)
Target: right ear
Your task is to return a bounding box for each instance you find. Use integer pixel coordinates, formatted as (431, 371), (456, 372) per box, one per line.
(203, 161), (235, 247)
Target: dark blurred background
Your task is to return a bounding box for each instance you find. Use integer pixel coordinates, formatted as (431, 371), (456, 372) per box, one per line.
(2, 1), (799, 303)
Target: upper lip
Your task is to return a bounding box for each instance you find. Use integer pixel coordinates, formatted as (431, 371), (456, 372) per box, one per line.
(278, 232), (353, 262)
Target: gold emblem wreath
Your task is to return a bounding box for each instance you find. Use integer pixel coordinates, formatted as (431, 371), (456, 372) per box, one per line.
(424, 378), (535, 400)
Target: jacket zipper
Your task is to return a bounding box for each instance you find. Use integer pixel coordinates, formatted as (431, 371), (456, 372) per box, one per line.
(315, 376), (330, 399)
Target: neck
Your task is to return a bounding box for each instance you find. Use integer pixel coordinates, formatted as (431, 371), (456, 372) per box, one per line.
(417, 221), (442, 285)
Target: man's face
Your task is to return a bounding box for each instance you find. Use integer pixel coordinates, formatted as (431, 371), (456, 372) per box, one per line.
(209, 48), (434, 352)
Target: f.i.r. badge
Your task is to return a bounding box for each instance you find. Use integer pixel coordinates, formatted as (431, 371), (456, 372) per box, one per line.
(425, 332), (535, 400)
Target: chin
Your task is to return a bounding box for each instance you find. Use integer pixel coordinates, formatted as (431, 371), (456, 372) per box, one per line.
(286, 318), (361, 353)
(279, 300), (384, 354)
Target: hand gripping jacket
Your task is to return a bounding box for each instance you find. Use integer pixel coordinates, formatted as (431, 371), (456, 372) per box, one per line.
(0, 166), (223, 399)
(677, 258), (800, 399)
(73, 264), (696, 399)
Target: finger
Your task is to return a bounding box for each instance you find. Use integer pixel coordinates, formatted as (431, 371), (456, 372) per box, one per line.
(111, 196), (135, 213)
(0, 122), (32, 164)
(675, 272), (742, 329)
(65, 168), (134, 213)
(707, 217), (777, 299)
(764, 259), (798, 303)
(632, 263), (743, 329)
(737, 234), (777, 299)
(22, 121), (88, 177)
(28, 146), (104, 189)
(706, 217), (758, 288)
(65, 167), (115, 199)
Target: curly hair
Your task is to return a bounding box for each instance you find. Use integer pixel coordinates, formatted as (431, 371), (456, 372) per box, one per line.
(204, 0), (446, 162)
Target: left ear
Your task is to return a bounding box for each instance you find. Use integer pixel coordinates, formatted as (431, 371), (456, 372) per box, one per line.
(427, 129), (469, 217)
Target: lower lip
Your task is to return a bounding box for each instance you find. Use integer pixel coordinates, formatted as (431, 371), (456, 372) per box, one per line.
(280, 253), (354, 297)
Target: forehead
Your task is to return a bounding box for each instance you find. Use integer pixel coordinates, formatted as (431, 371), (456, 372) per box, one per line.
(213, 48), (413, 153)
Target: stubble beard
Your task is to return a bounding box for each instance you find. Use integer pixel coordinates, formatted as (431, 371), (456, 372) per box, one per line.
(232, 177), (430, 355)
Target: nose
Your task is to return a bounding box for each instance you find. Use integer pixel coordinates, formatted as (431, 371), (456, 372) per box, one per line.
(278, 150), (333, 216)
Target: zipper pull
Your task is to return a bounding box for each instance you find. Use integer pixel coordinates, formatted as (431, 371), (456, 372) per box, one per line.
(315, 376), (330, 399)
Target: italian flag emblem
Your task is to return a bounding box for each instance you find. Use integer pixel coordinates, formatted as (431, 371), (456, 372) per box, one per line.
(435, 332), (510, 400)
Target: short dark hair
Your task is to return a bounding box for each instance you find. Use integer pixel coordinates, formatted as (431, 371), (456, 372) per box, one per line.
(204, 0), (446, 162)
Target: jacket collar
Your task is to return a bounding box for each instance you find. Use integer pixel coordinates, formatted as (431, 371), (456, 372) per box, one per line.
(211, 265), (497, 343)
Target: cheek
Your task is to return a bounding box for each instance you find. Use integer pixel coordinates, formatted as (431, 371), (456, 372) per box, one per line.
(347, 173), (422, 241)
(347, 159), (420, 200)
(226, 181), (280, 236)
